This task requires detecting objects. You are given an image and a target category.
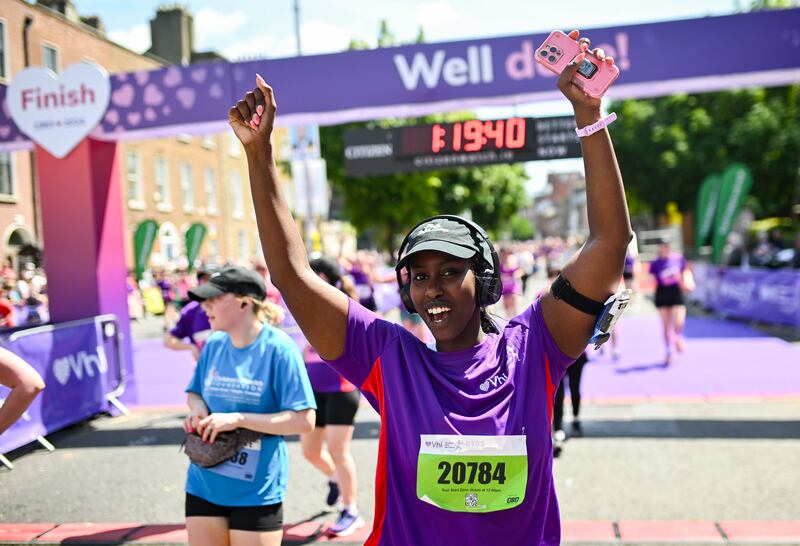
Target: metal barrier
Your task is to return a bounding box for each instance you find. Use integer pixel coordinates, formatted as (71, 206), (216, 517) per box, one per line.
(0, 314), (128, 469)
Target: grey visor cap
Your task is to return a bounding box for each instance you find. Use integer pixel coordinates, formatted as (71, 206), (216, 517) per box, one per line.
(395, 240), (477, 271)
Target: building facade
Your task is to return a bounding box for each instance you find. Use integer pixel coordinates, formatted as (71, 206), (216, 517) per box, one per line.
(0, 0), (292, 272)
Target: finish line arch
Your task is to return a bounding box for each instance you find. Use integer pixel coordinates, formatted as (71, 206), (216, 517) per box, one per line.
(0, 8), (797, 402)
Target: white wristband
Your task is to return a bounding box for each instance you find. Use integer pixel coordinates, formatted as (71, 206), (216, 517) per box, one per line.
(575, 112), (617, 138)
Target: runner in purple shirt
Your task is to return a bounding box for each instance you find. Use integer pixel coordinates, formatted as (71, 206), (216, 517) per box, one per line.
(164, 267), (215, 361)
(230, 29), (631, 545)
(649, 239), (691, 365)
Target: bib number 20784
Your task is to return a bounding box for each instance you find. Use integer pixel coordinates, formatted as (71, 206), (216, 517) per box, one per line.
(437, 461), (507, 485)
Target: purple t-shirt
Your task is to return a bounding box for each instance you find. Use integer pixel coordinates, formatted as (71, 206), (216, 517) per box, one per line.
(649, 253), (686, 288)
(169, 301), (212, 349)
(324, 298), (574, 546)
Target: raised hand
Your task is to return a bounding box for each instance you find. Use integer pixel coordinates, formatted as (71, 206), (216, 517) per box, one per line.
(228, 74), (276, 150)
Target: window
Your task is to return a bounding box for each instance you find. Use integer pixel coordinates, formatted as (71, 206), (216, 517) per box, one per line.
(158, 222), (180, 263)
(201, 135), (215, 149)
(42, 44), (59, 73)
(154, 156), (171, 210)
(231, 171), (244, 218)
(208, 222), (218, 259)
(237, 229), (247, 262)
(228, 133), (241, 157)
(0, 21), (8, 81)
(126, 151), (144, 208)
(0, 153), (14, 196)
(181, 162), (195, 212)
(204, 168), (218, 214)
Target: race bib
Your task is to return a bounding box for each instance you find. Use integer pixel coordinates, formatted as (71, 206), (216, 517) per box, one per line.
(207, 439), (260, 482)
(417, 434), (527, 513)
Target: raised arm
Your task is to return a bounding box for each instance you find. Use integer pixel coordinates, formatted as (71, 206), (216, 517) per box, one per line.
(229, 76), (349, 360)
(541, 31), (634, 357)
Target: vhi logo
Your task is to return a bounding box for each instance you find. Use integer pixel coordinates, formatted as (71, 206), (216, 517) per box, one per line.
(52, 346), (108, 386)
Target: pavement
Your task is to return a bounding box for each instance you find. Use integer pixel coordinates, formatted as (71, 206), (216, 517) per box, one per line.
(1, 294), (799, 545)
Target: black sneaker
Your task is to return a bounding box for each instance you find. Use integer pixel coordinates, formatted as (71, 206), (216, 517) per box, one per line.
(571, 421), (583, 437)
(326, 481), (341, 507)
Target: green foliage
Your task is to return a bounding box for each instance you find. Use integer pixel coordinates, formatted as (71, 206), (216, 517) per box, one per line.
(608, 85), (800, 218)
(320, 120), (529, 252)
(508, 214), (535, 240)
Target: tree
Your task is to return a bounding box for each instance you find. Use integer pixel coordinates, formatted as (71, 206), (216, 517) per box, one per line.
(608, 85), (800, 218)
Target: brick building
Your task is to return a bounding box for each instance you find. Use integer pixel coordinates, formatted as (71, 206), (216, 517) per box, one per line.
(0, 0), (292, 271)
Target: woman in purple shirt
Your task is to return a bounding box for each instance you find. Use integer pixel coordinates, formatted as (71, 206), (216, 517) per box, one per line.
(648, 239), (691, 365)
(230, 29), (631, 546)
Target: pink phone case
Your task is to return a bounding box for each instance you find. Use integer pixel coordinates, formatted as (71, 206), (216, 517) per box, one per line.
(535, 30), (620, 98)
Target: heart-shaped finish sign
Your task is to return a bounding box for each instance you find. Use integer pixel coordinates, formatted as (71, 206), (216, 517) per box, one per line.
(7, 62), (110, 159)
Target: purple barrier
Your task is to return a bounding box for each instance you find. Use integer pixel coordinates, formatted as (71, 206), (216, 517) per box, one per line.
(0, 315), (126, 455)
(690, 263), (800, 329)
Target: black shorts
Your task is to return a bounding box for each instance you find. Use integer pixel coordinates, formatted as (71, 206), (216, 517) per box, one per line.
(185, 493), (283, 532)
(654, 284), (684, 308)
(314, 390), (360, 427)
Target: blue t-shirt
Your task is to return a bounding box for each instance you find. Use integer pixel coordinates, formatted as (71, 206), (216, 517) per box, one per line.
(185, 326), (316, 506)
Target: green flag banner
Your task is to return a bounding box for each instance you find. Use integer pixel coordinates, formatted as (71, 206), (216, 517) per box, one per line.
(712, 163), (753, 264)
(695, 173), (721, 249)
(134, 220), (159, 280)
(185, 223), (207, 272)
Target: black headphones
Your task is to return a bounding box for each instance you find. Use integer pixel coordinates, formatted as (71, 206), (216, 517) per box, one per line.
(395, 215), (502, 314)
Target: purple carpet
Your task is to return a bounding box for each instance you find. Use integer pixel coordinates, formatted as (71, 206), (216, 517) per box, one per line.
(582, 315), (800, 400)
(130, 316), (800, 408)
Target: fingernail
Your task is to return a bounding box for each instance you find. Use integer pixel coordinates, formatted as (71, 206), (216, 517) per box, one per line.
(252, 113), (259, 123)
(575, 52), (586, 62)
(256, 104), (264, 116)
(249, 120), (257, 129)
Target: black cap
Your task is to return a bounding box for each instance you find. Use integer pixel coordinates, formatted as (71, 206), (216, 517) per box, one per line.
(310, 256), (341, 287)
(189, 266), (267, 302)
(396, 216), (485, 272)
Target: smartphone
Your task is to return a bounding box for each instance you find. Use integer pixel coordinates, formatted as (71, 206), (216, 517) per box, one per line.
(535, 30), (620, 98)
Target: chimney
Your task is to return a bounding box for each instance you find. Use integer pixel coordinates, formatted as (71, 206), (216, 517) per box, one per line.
(36, 0), (79, 23)
(148, 4), (195, 65)
(80, 15), (106, 34)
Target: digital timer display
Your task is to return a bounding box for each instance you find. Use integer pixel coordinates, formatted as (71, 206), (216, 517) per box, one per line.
(397, 118), (530, 157)
(343, 115), (582, 176)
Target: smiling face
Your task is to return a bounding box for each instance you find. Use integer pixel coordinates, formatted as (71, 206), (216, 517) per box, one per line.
(408, 250), (483, 352)
(201, 292), (249, 333)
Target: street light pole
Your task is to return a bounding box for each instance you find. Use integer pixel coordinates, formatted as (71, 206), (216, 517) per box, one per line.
(292, 0), (316, 250)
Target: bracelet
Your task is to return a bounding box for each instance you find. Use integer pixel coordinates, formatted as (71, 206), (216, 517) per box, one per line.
(575, 112), (617, 138)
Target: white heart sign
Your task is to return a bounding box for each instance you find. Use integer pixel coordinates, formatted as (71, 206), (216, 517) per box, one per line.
(8, 62), (110, 159)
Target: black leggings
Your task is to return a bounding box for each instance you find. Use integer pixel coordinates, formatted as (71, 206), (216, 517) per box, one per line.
(553, 352), (587, 432)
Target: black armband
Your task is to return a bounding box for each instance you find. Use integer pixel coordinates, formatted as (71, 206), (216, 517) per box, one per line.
(550, 274), (605, 316)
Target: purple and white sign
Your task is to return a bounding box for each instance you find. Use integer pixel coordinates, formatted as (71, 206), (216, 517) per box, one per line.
(1, 9), (799, 150)
(7, 62), (110, 158)
(0, 319), (123, 455)
(690, 263), (800, 329)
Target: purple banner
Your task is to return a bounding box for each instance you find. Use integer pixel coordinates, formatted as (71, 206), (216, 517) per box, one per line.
(690, 263), (800, 329)
(1, 9), (799, 149)
(0, 318), (122, 454)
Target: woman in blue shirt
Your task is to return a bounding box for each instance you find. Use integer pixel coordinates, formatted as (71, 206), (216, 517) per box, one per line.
(183, 266), (316, 546)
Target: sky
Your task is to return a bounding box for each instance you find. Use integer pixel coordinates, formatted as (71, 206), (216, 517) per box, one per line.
(76, 0), (739, 195)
